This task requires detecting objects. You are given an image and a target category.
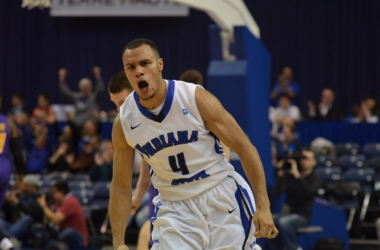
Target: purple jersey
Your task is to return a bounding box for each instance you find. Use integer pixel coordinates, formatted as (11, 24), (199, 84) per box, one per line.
(0, 114), (11, 206)
(0, 114), (10, 158)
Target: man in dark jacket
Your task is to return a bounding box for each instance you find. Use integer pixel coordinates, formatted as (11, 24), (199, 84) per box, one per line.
(307, 88), (343, 121)
(268, 150), (322, 250)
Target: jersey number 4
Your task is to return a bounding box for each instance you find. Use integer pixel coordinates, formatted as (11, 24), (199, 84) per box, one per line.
(168, 152), (189, 175)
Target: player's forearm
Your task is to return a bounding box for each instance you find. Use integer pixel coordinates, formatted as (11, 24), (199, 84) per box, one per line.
(134, 174), (151, 202)
(109, 182), (132, 249)
(235, 142), (270, 209)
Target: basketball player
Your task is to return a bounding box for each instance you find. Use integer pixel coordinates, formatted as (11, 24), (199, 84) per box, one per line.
(0, 91), (27, 250)
(110, 39), (278, 250)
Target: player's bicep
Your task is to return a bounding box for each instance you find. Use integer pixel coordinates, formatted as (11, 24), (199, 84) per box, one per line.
(195, 88), (251, 153)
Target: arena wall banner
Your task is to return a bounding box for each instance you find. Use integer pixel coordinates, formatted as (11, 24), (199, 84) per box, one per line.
(50, 0), (189, 17)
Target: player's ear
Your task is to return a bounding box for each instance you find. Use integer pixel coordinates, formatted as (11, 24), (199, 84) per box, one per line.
(158, 58), (164, 73)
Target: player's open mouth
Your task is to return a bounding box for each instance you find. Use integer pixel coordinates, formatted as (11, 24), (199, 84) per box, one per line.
(138, 80), (149, 89)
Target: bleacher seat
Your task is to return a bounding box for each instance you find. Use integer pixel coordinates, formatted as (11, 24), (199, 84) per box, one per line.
(68, 181), (93, 192)
(363, 143), (380, 157)
(92, 182), (111, 210)
(343, 168), (375, 222)
(74, 174), (91, 181)
(328, 181), (361, 230)
(72, 190), (95, 205)
(338, 154), (367, 169)
(343, 168), (375, 184)
(368, 156), (380, 171)
(315, 167), (341, 182)
(335, 142), (360, 156)
(316, 154), (335, 167)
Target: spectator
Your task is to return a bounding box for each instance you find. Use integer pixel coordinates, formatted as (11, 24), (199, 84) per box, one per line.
(58, 66), (104, 130)
(47, 139), (74, 173)
(272, 123), (302, 167)
(179, 69), (204, 86)
(351, 95), (379, 123)
(24, 125), (50, 174)
(270, 66), (300, 106)
(270, 95), (301, 125)
(10, 94), (27, 116)
(70, 136), (94, 173)
(307, 88), (344, 121)
(89, 140), (113, 182)
(0, 175), (44, 245)
(59, 125), (74, 150)
(267, 150), (322, 250)
(76, 119), (100, 154)
(37, 182), (88, 249)
(31, 94), (56, 124)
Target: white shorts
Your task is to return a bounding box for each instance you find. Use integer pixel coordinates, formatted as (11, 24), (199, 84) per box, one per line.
(150, 171), (256, 250)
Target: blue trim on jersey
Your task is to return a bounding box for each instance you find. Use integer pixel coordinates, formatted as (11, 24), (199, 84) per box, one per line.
(239, 184), (255, 214)
(162, 80), (175, 116)
(235, 188), (250, 237)
(133, 80), (175, 122)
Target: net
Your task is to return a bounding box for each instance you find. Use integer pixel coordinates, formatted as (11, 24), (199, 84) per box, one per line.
(22, 0), (51, 9)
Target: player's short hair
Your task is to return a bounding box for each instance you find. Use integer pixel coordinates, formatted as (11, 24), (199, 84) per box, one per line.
(179, 70), (204, 86)
(122, 38), (160, 59)
(108, 71), (133, 94)
(53, 181), (70, 195)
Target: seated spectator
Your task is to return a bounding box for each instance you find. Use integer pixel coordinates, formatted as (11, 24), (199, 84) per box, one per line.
(70, 136), (94, 173)
(37, 182), (88, 249)
(350, 95), (379, 123)
(25, 129), (50, 174)
(0, 175), (44, 245)
(31, 94), (56, 124)
(272, 123), (302, 167)
(76, 119), (100, 154)
(47, 139), (74, 173)
(270, 95), (301, 125)
(9, 94), (27, 116)
(270, 66), (300, 106)
(307, 88), (344, 121)
(267, 150), (322, 250)
(89, 140), (113, 182)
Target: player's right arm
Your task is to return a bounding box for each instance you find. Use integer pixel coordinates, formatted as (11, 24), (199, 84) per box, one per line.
(110, 114), (135, 250)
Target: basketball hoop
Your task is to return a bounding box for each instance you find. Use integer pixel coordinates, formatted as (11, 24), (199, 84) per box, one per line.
(22, 0), (51, 9)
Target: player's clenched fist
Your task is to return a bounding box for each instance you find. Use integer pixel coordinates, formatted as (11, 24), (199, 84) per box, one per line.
(253, 208), (279, 239)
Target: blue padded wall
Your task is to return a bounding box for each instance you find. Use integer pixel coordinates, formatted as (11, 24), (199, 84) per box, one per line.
(207, 26), (274, 186)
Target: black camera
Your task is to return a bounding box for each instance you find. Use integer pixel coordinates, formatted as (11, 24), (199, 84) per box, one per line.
(281, 153), (305, 172)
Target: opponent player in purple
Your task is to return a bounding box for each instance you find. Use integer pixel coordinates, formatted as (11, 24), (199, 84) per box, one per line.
(0, 91), (27, 250)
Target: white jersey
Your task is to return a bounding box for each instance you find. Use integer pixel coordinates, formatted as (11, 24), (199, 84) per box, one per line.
(119, 80), (234, 201)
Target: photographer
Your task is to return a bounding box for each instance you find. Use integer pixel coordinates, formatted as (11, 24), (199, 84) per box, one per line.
(268, 150), (322, 250)
(0, 175), (43, 245)
(37, 182), (88, 249)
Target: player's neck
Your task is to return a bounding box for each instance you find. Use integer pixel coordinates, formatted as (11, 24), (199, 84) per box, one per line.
(139, 79), (167, 110)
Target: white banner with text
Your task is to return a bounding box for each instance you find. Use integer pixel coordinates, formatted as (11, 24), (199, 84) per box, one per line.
(50, 0), (189, 17)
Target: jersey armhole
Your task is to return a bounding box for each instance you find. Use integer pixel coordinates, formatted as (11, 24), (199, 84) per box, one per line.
(191, 85), (206, 125)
